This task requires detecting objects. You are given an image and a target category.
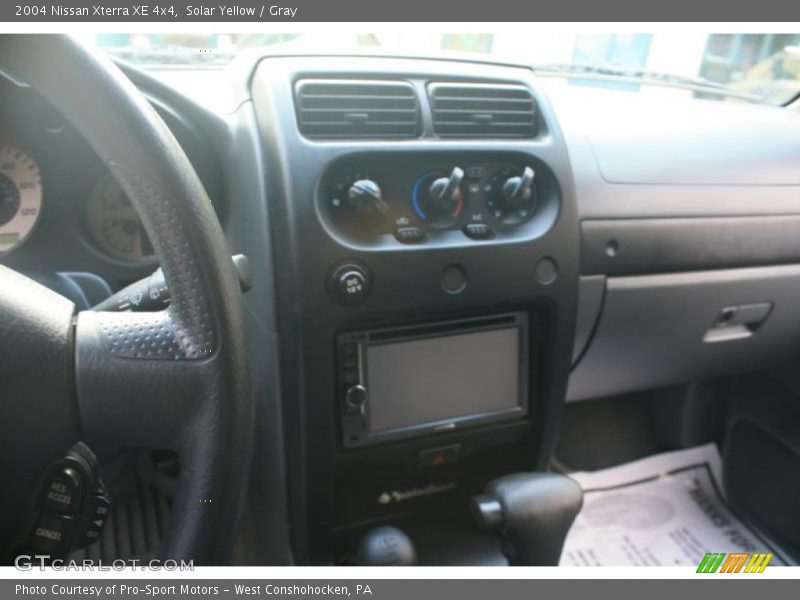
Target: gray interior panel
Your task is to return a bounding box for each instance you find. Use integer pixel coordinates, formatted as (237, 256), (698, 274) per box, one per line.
(581, 216), (800, 276)
(552, 86), (800, 185)
(567, 265), (800, 402)
(546, 86), (800, 221)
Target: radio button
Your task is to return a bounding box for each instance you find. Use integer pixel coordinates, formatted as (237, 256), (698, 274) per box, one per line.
(346, 384), (368, 408)
(340, 355), (358, 370)
(340, 343), (358, 358)
(341, 370), (359, 386)
(342, 415), (367, 447)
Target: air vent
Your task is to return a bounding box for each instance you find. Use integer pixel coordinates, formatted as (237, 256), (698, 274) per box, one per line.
(429, 83), (537, 138)
(294, 79), (420, 139)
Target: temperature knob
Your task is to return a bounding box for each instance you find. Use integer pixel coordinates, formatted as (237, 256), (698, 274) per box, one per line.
(487, 166), (537, 225)
(411, 167), (465, 229)
(427, 167), (464, 216)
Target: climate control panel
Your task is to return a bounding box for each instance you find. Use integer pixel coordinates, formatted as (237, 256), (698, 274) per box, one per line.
(319, 152), (560, 247)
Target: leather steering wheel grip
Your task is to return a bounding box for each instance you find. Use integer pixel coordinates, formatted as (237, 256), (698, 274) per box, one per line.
(0, 35), (254, 563)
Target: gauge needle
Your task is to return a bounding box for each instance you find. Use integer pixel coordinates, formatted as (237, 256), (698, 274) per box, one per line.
(140, 229), (154, 256)
(120, 218), (140, 235)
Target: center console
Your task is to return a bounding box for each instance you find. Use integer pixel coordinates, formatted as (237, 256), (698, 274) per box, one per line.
(252, 55), (579, 564)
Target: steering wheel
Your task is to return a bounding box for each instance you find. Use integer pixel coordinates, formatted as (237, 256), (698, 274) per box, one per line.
(0, 35), (254, 564)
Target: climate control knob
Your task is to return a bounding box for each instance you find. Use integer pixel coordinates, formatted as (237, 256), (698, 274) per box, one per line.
(348, 179), (389, 216)
(411, 167), (465, 229)
(487, 166), (537, 225)
(503, 167), (535, 208)
(427, 167), (464, 215)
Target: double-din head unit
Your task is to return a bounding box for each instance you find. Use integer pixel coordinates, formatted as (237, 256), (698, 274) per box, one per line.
(337, 312), (529, 448)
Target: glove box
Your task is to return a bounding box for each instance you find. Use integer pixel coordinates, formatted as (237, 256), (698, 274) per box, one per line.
(567, 264), (800, 401)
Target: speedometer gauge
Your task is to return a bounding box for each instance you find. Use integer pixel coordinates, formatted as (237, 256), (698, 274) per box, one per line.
(0, 145), (43, 255)
(86, 174), (156, 263)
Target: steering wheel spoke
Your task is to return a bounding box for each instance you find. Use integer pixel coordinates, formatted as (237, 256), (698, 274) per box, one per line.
(1, 35), (254, 564)
(75, 308), (214, 451)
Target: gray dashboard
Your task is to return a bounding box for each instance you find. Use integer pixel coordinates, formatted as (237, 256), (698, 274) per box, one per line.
(545, 84), (800, 400)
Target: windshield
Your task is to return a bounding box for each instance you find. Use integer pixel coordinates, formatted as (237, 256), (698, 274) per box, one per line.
(88, 32), (800, 106)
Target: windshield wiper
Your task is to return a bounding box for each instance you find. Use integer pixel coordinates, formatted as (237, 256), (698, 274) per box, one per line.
(532, 62), (762, 102)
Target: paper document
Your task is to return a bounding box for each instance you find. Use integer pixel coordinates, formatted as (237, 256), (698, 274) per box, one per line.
(560, 443), (793, 566)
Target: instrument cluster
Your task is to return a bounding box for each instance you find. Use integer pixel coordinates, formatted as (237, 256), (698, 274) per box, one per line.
(0, 142), (156, 264)
(0, 144), (42, 256)
(0, 72), (222, 274)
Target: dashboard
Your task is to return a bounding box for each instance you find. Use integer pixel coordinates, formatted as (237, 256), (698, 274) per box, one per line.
(2, 50), (800, 566)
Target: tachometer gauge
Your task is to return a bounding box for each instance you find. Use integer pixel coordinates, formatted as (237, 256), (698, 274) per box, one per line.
(86, 174), (155, 263)
(0, 145), (43, 255)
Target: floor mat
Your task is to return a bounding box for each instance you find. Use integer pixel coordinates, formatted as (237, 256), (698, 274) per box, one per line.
(560, 443), (794, 566)
(70, 450), (174, 563)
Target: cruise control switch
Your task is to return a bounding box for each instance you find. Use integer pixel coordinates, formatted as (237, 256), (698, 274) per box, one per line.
(24, 442), (112, 560)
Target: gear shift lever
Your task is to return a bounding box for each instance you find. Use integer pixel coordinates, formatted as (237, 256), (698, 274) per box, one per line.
(471, 473), (583, 566)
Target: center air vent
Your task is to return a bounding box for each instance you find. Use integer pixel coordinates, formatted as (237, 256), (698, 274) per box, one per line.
(294, 79), (420, 139)
(429, 83), (537, 138)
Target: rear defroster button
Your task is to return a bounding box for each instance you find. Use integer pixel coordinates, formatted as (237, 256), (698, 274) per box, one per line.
(395, 227), (425, 244)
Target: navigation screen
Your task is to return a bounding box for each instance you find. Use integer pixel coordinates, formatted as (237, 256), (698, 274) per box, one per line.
(366, 327), (521, 433)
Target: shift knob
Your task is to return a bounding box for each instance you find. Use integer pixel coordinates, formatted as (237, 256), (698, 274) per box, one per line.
(471, 472), (583, 566)
(357, 525), (418, 566)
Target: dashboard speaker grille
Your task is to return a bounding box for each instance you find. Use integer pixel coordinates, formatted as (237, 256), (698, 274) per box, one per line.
(294, 79), (420, 139)
(429, 83), (537, 138)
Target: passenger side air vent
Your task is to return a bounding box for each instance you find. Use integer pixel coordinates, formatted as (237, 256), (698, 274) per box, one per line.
(294, 79), (420, 139)
(428, 83), (537, 138)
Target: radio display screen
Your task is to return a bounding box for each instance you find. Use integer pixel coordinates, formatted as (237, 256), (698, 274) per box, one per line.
(365, 326), (522, 434)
